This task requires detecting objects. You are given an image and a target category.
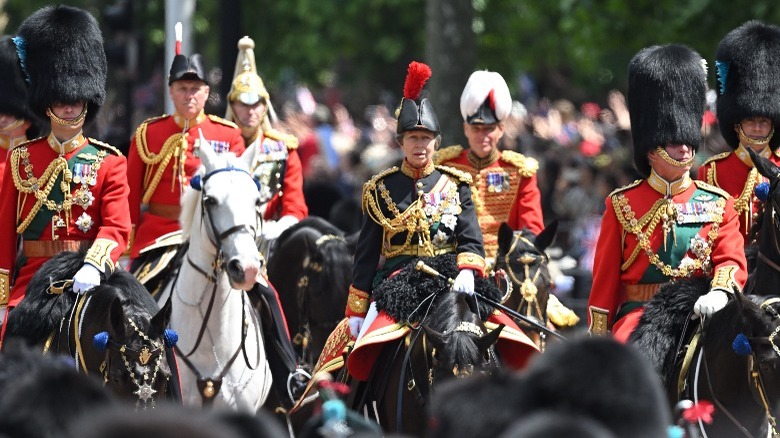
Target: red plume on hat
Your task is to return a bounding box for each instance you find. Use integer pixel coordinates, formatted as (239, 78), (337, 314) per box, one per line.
(403, 61), (432, 101)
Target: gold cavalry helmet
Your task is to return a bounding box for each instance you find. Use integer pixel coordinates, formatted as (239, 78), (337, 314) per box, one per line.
(225, 36), (269, 124)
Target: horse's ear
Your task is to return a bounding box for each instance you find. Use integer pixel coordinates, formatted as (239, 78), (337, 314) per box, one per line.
(196, 128), (218, 170)
(108, 297), (127, 339)
(240, 143), (256, 171)
(534, 219), (558, 252)
(149, 298), (172, 339)
(748, 147), (780, 183)
(497, 223), (514, 253)
(476, 324), (504, 353)
(422, 325), (446, 349)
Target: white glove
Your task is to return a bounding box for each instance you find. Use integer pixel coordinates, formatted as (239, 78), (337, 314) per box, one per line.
(348, 316), (365, 338)
(262, 215), (299, 240)
(693, 289), (729, 318)
(73, 264), (101, 294)
(451, 269), (475, 295)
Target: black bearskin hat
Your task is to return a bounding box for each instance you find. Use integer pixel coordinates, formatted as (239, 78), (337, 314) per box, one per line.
(0, 36), (30, 122)
(16, 5), (106, 123)
(169, 53), (208, 86)
(628, 44), (707, 177)
(396, 61), (440, 135)
(716, 20), (780, 151)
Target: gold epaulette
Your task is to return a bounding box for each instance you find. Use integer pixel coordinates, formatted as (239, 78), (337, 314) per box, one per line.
(362, 167), (399, 212)
(693, 180), (731, 199)
(11, 136), (44, 150)
(501, 150), (539, 178)
(433, 145), (464, 165)
(437, 165), (473, 184)
(701, 151), (731, 167)
(208, 114), (239, 129)
(608, 179), (643, 199)
(264, 128), (299, 150)
(135, 114), (169, 132)
(88, 138), (122, 156)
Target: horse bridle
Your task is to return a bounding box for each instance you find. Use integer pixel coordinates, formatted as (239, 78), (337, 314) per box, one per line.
(58, 292), (168, 409)
(172, 166), (264, 405)
(759, 180), (780, 270)
(500, 233), (549, 325)
(695, 298), (780, 438)
(293, 234), (345, 360)
(95, 317), (168, 410)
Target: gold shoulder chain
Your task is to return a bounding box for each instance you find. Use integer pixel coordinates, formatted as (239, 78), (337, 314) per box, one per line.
(733, 167), (758, 215)
(135, 123), (188, 203)
(612, 193), (724, 277)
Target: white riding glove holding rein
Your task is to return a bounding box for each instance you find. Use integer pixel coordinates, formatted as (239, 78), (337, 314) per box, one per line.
(693, 288), (730, 318)
(348, 316), (365, 339)
(451, 269), (475, 295)
(73, 264), (101, 294)
(262, 215), (299, 240)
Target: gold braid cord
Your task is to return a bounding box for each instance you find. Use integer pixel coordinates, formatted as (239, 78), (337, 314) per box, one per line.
(0, 268), (8, 306)
(612, 193), (724, 277)
(733, 167), (758, 214)
(135, 123), (188, 203)
(11, 147), (106, 234)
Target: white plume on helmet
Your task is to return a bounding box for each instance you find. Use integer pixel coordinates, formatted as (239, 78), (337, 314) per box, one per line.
(459, 70), (512, 122)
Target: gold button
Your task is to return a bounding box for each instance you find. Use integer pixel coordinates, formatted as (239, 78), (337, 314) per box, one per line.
(416, 182), (423, 188)
(417, 190), (424, 196)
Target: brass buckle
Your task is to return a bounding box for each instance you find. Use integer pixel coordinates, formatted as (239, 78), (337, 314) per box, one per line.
(48, 279), (74, 295)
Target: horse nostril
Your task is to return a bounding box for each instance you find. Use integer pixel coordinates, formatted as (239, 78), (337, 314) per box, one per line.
(227, 259), (242, 277)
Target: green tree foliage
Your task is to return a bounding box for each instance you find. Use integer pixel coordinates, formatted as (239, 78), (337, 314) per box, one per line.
(5, 0), (780, 111)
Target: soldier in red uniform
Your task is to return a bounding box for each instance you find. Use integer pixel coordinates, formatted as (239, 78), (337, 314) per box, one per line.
(434, 70), (543, 261)
(128, 32), (245, 285)
(588, 44), (747, 341)
(0, 6), (130, 330)
(697, 21), (780, 241)
(0, 36), (35, 187)
(225, 37), (307, 251)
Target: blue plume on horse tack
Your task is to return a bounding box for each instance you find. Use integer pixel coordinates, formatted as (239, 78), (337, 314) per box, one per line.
(732, 333), (752, 356)
(755, 181), (770, 202)
(93, 331), (109, 352)
(190, 174), (202, 190)
(164, 328), (178, 348)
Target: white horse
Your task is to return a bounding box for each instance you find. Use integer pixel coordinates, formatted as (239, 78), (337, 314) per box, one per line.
(157, 137), (272, 411)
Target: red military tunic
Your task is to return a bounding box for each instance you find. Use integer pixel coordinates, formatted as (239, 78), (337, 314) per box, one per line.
(244, 129), (308, 221)
(587, 171), (747, 341)
(0, 134), (130, 309)
(127, 111), (245, 258)
(697, 144), (780, 240)
(434, 145), (544, 259)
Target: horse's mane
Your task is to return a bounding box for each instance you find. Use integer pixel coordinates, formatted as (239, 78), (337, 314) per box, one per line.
(372, 253), (501, 324)
(628, 277), (710, 384)
(6, 250), (160, 345)
(306, 236), (352, 299)
(276, 216), (344, 248)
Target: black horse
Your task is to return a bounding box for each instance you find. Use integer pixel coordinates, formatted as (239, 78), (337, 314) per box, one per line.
(4, 251), (174, 408)
(348, 254), (506, 436)
(267, 216), (354, 367)
(745, 147), (780, 295)
(630, 278), (780, 438)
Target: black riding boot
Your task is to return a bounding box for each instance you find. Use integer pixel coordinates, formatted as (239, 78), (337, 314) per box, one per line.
(251, 281), (309, 408)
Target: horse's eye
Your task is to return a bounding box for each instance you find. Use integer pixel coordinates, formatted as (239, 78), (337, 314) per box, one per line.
(203, 196), (217, 206)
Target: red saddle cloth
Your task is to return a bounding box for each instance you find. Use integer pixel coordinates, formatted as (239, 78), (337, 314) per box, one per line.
(313, 309), (540, 382)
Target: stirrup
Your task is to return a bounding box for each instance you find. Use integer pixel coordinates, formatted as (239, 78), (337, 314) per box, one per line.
(287, 368), (312, 404)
